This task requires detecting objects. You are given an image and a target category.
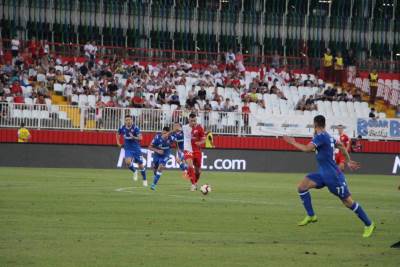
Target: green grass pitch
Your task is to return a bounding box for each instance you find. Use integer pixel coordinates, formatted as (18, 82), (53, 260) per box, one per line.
(0, 167), (399, 267)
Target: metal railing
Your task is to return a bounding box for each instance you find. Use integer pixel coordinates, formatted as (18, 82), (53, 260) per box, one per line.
(0, 103), (248, 136)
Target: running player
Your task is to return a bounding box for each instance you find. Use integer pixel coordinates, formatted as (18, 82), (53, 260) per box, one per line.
(148, 126), (175, 190)
(335, 125), (351, 171)
(283, 115), (375, 238)
(116, 115), (147, 186)
(183, 113), (206, 191)
(172, 122), (187, 173)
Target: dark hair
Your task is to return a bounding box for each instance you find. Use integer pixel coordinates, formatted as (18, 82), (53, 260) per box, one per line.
(125, 114), (132, 119)
(313, 115), (326, 128)
(189, 113), (196, 119)
(174, 122), (182, 126)
(163, 126), (170, 132)
(20, 122), (25, 127)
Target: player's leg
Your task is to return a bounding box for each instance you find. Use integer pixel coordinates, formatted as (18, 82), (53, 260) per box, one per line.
(135, 155), (147, 187)
(184, 151), (197, 189)
(193, 152), (202, 184)
(177, 151), (187, 171)
(151, 161), (165, 191)
(297, 174), (322, 226)
(124, 151), (136, 173)
(329, 178), (375, 237)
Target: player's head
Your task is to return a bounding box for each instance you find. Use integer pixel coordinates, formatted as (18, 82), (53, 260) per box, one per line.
(337, 124), (345, 135)
(162, 126), (170, 139)
(173, 122), (182, 132)
(188, 113), (197, 127)
(313, 115), (326, 130)
(124, 115), (133, 127)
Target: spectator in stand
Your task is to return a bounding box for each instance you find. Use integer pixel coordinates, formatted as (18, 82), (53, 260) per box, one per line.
(222, 98), (235, 112)
(11, 81), (23, 95)
(271, 50), (280, 69)
(146, 95), (159, 109)
(334, 51), (344, 85)
(13, 92), (25, 104)
(185, 95), (198, 110)
(132, 91), (145, 108)
(29, 37), (39, 61)
(17, 122), (31, 143)
(242, 101), (250, 127)
(11, 37), (20, 59)
(296, 95), (307, 111)
(345, 49), (356, 84)
(55, 70), (66, 84)
(0, 41), (4, 65)
(368, 69), (378, 105)
(84, 42), (92, 61)
(235, 52), (246, 77)
(322, 48), (334, 83)
(369, 108), (376, 118)
(212, 87), (223, 102)
(35, 94), (46, 105)
(169, 91), (180, 106)
(204, 99), (212, 112)
(197, 86), (207, 101)
(157, 87), (167, 104)
(225, 49), (235, 64)
(303, 75), (314, 86)
(351, 135), (363, 153)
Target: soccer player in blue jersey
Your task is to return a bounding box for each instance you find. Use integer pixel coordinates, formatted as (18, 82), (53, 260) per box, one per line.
(283, 115), (375, 238)
(148, 126), (176, 190)
(172, 122), (187, 173)
(116, 115), (147, 187)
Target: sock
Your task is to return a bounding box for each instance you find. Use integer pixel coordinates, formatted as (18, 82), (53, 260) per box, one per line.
(128, 162), (136, 173)
(140, 168), (147, 181)
(187, 166), (196, 185)
(349, 202), (372, 226)
(153, 171), (162, 185)
(298, 190), (315, 217)
(179, 162), (187, 171)
(195, 170), (201, 183)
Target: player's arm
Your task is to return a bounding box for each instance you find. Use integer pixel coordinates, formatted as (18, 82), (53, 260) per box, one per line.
(148, 143), (163, 155)
(195, 128), (206, 146)
(283, 136), (315, 152)
(115, 132), (122, 148)
(345, 137), (351, 152)
(336, 141), (360, 170)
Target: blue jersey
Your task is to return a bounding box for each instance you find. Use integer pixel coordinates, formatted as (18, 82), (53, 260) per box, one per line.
(118, 124), (141, 152)
(172, 131), (184, 151)
(151, 133), (175, 157)
(311, 131), (340, 177)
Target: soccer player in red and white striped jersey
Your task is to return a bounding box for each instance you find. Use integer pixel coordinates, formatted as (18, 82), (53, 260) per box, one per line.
(182, 113), (206, 191)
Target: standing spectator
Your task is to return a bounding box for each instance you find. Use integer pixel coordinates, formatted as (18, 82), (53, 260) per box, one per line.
(29, 37), (39, 60)
(11, 37), (20, 59)
(334, 51), (344, 85)
(146, 95), (158, 109)
(225, 49), (235, 64)
(0, 41), (4, 65)
(300, 40), (309, 70)
(242, 101), (251, 127)
(235, 52), (246, 76)
(368, 69), (378, 105)
(322, 48), (334, 83)
(203, 99), (212, 112)
(17, 122), (31, 143)
(157, 87), (167, 104)
(345, 49), (356, 84)
(205, 131), (215, 148)
(84, 41), (92, 61)
(222, 98), (234, 112)
(271, 50), (280, 69)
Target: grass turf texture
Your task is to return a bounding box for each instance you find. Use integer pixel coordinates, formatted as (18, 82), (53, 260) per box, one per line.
(0, 167), (399, 267)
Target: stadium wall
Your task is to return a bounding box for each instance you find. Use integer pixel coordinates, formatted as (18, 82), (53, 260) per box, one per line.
(0, 143), (398, 175)
(1, 129), (400, 154)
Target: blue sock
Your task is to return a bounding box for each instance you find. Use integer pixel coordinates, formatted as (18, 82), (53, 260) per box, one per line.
(298, 190), (315, 216)
(140, 168), (147, 181)
(153, 171), (162, 185)
(179, 163), (187, 171)
(128, 162), (136, 173)
(349, 202), (372, 226)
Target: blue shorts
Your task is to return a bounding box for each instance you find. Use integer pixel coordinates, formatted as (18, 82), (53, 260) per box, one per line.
(306, 172), (351, 200)
(125, 149), (143, 165)
(176, 150), (185, 161)
(153, 154), (170, 168)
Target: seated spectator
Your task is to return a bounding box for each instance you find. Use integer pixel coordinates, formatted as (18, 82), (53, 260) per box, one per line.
(132, 92), (145, 108)
(13, 93), (25, 104)
(55, 70), (66, 84)
(222, 98), (235, 112)
(35, 94), (46, 105)
(157, 87), (167, 105)
(185, 95), (198, 110)
(212, 87), (223, 102)
(198, 86), (207, 101)
(11, 81), (22, 95)
(169, 91), (180, 106)
(303, 75), (314, 86)
(242, 101), (251, 127)
(296, 95), (307, 110)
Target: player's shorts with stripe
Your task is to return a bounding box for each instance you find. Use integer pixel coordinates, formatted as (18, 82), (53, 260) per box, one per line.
(152, 154), (170, 168)
(335, 152), (346, 165)
(184, 150), (202, 168)
(176, 150), (185, 161)
(124, 149), (143, 164)
(306, 172), (351, 200)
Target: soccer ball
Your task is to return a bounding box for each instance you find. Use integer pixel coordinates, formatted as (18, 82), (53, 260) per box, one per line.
(200, 184), (211, 195)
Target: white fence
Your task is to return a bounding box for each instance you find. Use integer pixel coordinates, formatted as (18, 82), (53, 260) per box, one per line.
(1, 103), (399, 140)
